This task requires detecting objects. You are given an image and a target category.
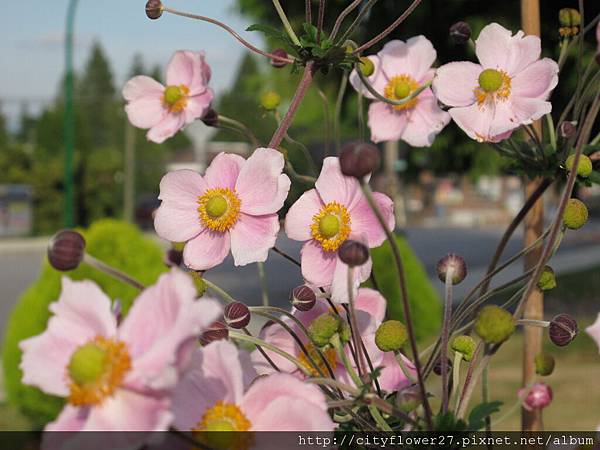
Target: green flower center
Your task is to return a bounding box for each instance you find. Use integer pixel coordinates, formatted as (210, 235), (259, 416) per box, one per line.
(205, 195), (228, 218)
(67, 342), (107, 386)
(478, 69), (503, 93)
(205, 420), (236, 432)
(318, 214), (340, 239)
(394, 81), (412, 99)
(164, 85), (184, 106)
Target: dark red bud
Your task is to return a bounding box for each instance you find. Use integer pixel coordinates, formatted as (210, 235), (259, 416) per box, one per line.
(291, 285), (317, 312)
(200, 321), (229, 345)
(338, 240), (369, 267)
(145, 0), (163, 19)
(47, 230), (86, 271)
(436, 253), (468, 285)
(201, 108), (219, 127)
(339, 141), (381, 178)
(270, 48), (289, 68)
(224, 302), (251, 329)
(549, 314), (578, 347)
(449, 21), (472, 45)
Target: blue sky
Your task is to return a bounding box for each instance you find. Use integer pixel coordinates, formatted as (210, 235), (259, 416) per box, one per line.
(0, 0), (263, 125)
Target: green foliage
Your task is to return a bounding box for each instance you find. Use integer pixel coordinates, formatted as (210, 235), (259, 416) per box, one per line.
(370, 234), (442, 341)
(1, 219), (168, 428)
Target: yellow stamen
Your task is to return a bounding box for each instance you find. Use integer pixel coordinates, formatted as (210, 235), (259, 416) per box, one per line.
(197, 188), (241, 232)
(310, 202), (351, 252)
(474, 69), (512, 106)
(163, 84), (190, 113)
(192, 401), (254, 450)
(384, 75), (419, 111)
(298, 343), (338, 377)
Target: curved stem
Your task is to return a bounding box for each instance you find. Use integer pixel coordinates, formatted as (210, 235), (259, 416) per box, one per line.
(217, 115), (260, 147)
(347, 267), (367, 378)
(271, 246), (301, 267)
(83, 254), (145, 290)
(357, 69), (431, 107)
(440, 266), (455, 413)
(316, 0), (326, 43)
(330, 0), (362, 41)
(333, 72), (348, 154)
(338, 0), (380, 44)
(271, 0), (301, 46)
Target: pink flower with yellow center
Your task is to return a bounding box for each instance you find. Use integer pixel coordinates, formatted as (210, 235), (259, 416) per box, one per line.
(123, 50), (213, 143)
(251, 288), (416, 393)
(349, 36), (450, 146)
(285, 157), (394, 302)
(432, 23), (559, 143)
(19, 269), (221, 432)
(172, 340), (334, 437)
(154, 148), (291, 270)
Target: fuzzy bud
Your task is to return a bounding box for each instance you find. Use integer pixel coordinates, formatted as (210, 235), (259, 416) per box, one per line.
(145, 0), (163, 20)
(338, 240), (369, 267)
(563, 198), (588, 230)
(290, 285), (317, 312)
(451, 335), (476, 362)
(270, 48), (289, 68)
(308, 313), (341, 347)
(201, 108), (219, 127)
(549, 313), (578, 347)
(558, 121), (576, 139)
(537, 266), (557, 291)
(475, 305), (515, 344)
(47, 230), (86, 271)
(375, 320), (408, 352)
(519, 383), (553, 411)
(358, 57), (375, 77)
(200, 321), (229, 345)
(339, 141), (381, 178)
(260, 91), (281, 111)
(436, 253), (467, 285)
(565, 154), (593, 177)
(449, 21), (472, 45)
(224, 302), (251, 329)
(535, 353), (555, 376)
(559, 8), (581, 27)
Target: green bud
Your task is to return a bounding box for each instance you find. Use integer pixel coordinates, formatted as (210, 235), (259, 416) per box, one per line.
(475, 305), (515, 345)
(478, 69), (503, 93)
(535, 352), (555, 376)
(68, 343), (107, 385)
(537, 266), (557, 291)
(559, 8), (581, 27)
(451, 335), (476, 362)
(358, 57), (375, 77)
(308, 313), (341, 347)
(565, 154), (593, 177)
(375, 320), (408, 352)
(563, 198), (588, 230)
(260, 91), (281, 111)
(339, 321), (351, 344)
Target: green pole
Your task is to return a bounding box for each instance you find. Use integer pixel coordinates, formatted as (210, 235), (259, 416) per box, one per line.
(64, 0), (79, 228)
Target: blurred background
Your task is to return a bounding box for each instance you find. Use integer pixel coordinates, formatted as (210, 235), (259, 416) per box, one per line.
(1, 0), (599, 432)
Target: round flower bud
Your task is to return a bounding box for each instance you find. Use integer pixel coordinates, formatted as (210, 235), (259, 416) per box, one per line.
(224, 302), (251, 329)
(145, 0), (163, 20)
(537, 266), (557, 291)
(534, 353), (555, 376)
(563, 198), (588, 230)
(47, 230), (86, 271)
(290, 285), (316, 312)
(339, 141), (381, 178)
(397, 386), (421, 413)
(451, 335), (476, 362)
(449, 21), (472, 45)
(358, 57), (375, 77)
(200, 321), (229, 345)
(260, 91), (281, 111)
(475, 305), (516, 345)
(375, 320), (408, 352)
(436, 253), (468, 285)
(201, 108), (219, 127)
(339, 321), (351, 344)
(559, 8), (581, 27)
(338, 240), (369, 267)
(565, 154), (593, 177)
(308, 313), (341, 347)
(164, 248), (183, 267)
(519, 383), (552, 411)
(549, 313), (578, 347)
(433, 357), (453, 376)
(270, 48), (289, 68)
(558, 121), (576, 139)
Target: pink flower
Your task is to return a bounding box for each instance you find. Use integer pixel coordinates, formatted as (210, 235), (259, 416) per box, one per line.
(284, 157), (394, 302)
(586, 313), (600, 353)
(519, 383), (553, 411)
(433, 23), (559, 143)
(154, 148), (291, 270)
(123, 51), (213, 144)
(349, 36), (450, 146)
(251, 288), (416, 393)
(171, 340), (335, 434)
(19, 269), (221, 432)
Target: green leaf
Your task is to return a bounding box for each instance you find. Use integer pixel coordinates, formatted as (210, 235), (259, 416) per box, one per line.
(246, 23), (287, 40)
(467, 401), (503, 430)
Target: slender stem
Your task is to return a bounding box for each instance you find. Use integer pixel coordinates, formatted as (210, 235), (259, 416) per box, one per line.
(333, 72), (348, 154)
(256, 262), (269, 307)
(218, 115), (260, 147)
(441, 266), (455, 413)
(330, 0), (362, 41)
(203, 278), (235, 303)
(305, 0), (312, 24)
(347, 267), (367, 378)
(332, 334), (362, 387)
(308, 377), (359, 395)
(162, 7), (294, 64)
(275, 110), (317, 175)
(517, 319), (550, 327)
(450, 353), (462, 412)
(316, 87), (332, 156)
(457, 351), (492, 418)
(271, 246), (301, 267)
(271, 0), (301, 46)
(338, 0), (380, 44)
(357, 69), (431, 106)
(395, 351), (417, 383)
(316, 0), (325, 43)
(545, 114), (556, 151)
(242, 327), (281, 374)
(363, 393), (418, 426)
(482, 360), (491, 433)
(369, 405), (393, 431)
(83, 254), (145, 290)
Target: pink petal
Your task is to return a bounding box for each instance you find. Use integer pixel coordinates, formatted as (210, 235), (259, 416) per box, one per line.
(402, 94), (451, 147)
(586, 313), (600, 354)
(250, 397), (335, 431)
(404, 35), (437, 80)
(367, 101), (408, 144)
(230, 213), (280, 266)
(503, 97), (551, 131)
(349, 55), (388, 100)
(505, 32), (541, 75)
(300, 240), (337, 288)
(449, 103), (498, 142)
(45, 406), (87, 432)
(204, 152), (245, 190)
(330, 256), (372, 303)
(183, 229), (231, 270)
(348, 192), (394, 248)
(433, 61), (481, 107)
(125, 96), (166, 129)
(378, 351), (415, 392)
(146, 113), (186, 144)
(236, 147), (291, 215)
(511, 58), (559, 99)
(475, 23), (514, 70)
(122, 75), (164, 102)
(166, 51), (195, 89)
(120, 269), (221, 391)
(184, 90), (214, 124)
(315, 157), (363, 209)
(158, 169), (207, 204)
(284, 189), (323, 242)
(354, 288), (387, 323)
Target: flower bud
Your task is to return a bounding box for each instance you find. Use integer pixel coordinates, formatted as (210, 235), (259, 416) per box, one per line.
(519, 383), (552, 411)
(145, 0), (163, 20)
(549, 313), (578, 347)
(397, 386), (421, 413)
(290, 285), (316, 312)
(164, 248), (183, 267)
(338, 240), (369, 267)
(433, 357), (453, 376)
(563, 198), (588, 230)
(308, 313), (341, 347)
(559, 8), (581, 27)
(375, 320), (408, 352)
(451, 335), (476, 362)
(449, 21), (472, 45)
(224, 302), (251, 329)
(200, 321), (229, 345)
(534, 352), (555, 376)
(270, 48), (289, 68)
(436, 253), (467, 285)
(260, 91), (281, 111)
(47, 230), (86, 271)
(339, 141), (381, 178)
(565, 154), (593, 177)
(358, 57), (375, 77)
(475, 305), (515, 344)
(558, 121), (576, 139)
(537, 265), (557, 291)
(201, 108), (219, 127)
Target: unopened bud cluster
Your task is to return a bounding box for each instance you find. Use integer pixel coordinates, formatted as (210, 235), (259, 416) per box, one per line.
(47, 230), (86, 271)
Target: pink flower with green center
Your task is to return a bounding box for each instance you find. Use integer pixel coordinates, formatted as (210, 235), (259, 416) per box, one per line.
(154, 148), (291, 270)
(432, 23), (559, 143)
(123, 50), (213, 143)
(19, 269), (221, 432)
(349, 36), (450, 146)
(285, 157), (394, 302)
(586, 313), (600, 353)
(518, 382), (552, 411)
(171, 340), (334, 434)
